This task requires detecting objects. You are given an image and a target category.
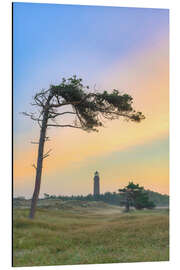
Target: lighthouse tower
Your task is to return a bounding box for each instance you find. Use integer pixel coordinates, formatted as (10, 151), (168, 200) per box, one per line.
(93, 171), (100, 196)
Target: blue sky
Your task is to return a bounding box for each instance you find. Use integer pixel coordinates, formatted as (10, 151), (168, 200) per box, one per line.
(13, 2), (168, 134)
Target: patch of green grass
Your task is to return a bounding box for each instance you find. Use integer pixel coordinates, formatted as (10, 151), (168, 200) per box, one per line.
(13, 205), (169, 267)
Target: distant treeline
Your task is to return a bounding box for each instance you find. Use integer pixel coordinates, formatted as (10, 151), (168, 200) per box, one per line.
(43, 190), (169, 207)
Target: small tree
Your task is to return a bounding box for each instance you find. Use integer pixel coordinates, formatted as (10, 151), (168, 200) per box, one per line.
(23, 76), (145, 219)
(134, 191), (156, 210)
(119, 182), (155, 212)
(43, 193), (50, 199)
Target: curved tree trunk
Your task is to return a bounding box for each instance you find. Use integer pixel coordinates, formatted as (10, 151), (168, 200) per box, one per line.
(29, 92), (53, 219)
(29, 108), (49, 219)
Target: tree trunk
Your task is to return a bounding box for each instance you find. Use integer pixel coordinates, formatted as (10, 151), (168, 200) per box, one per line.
(29, 108), (49, 219)
(125, 194), (130, 212)
(125, 201), (129, 212)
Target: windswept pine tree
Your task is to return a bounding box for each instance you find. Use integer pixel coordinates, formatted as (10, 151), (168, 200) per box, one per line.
(23, 76), (145, 219)
(119, 182), (156, 212)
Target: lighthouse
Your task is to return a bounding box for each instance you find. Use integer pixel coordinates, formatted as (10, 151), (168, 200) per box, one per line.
(93, 171), (100, 196)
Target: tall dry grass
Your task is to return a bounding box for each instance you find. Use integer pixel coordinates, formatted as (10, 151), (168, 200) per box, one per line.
(13, 203), (169, 266)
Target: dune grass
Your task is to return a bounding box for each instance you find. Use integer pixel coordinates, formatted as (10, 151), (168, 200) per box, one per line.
(13, 203), (169, 267)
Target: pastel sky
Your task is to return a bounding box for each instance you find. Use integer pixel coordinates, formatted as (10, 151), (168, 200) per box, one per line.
(13, 3), (169, 198)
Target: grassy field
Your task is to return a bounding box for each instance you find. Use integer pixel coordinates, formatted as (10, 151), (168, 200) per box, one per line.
(13, 200), (169, 267)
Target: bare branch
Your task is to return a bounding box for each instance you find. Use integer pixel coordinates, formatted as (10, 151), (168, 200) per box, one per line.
(43, 155), (49, 159)
(34, 95), (45, 107)
(43, 149), (52, 159)
(21, 112), (43, 122)
(51, 111), (75, 116)
(74, 107), (86, 127)
(30, 141), (39, 144)
(48, 111), (76, 119)
(44, 149), (52, 155)
(32, 164), (37, 170)
(47, 124), (83, 129)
